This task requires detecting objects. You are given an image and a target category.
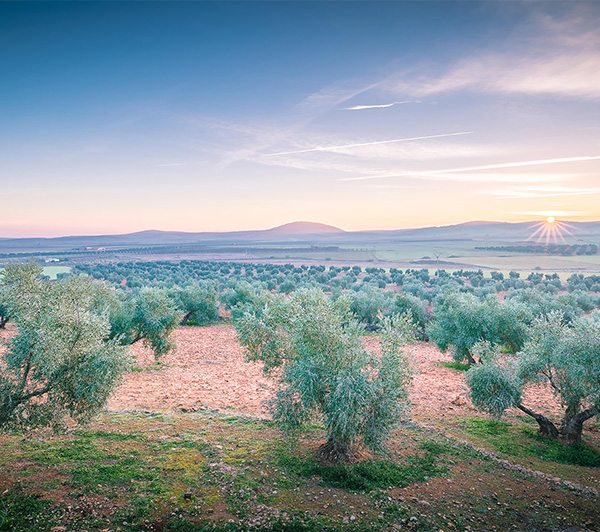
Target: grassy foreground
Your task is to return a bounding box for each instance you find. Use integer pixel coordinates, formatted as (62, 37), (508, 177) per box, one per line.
(1, 411), (599, 532)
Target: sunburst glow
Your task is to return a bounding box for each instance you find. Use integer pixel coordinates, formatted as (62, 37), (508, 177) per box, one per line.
(527, 218), (577, 247)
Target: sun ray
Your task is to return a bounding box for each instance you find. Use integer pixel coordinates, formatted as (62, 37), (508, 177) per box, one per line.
(556, 224), (568, 245)
(557, 221), (578, 233)
(553, 221), (576, 241)
(528, 218), (576, 250)
(526, 222), (547, 241)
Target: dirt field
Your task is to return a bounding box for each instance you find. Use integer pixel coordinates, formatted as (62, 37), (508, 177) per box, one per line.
(106, 325), (563, 426)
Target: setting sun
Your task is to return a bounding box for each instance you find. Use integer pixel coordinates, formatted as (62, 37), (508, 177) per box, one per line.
(547, 216), (556, 224)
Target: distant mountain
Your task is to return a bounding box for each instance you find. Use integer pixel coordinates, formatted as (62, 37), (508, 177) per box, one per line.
(344, 220), (600, 242)
(265, 221), (345, 235)
(0, 221), (344, 252)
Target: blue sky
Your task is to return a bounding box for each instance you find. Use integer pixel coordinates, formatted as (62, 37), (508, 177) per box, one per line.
(1, 1), (599, 237)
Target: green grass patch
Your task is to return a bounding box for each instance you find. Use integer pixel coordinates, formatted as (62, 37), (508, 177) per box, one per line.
(75, 429), (147, 441)
(28, 438), (110, 465)
(70, 455), (161, 488)
(461, 417), (512, 436)
(439, 361), (471, 371)
(41, 265), (71, 279)
(2, 411), (599, 532)
(524, 431), (600, 467)
(0, 488), (53, 532)
(277, 439), (451, 491)
(318, 456), (446, 491)
(460, 416), (600, 467)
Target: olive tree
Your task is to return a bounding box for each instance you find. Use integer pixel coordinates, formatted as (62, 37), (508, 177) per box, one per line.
(106, 287), (182, 359)
(234, 289), (414, 463)
(392, 293), (428, 338)
(0, 286), (10, 329)
(427, 292), (530, 364)
(221, 281), (260, 311)
(467, 313), (600, 444)
(0, 262), (130, 430)
(169, 281), (219, 325)
(348, 285), (392, 326)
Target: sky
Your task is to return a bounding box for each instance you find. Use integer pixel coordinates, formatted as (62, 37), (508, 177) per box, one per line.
(1, 1), (599, 237)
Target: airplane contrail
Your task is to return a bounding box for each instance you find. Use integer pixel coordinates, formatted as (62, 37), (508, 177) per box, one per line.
(341, 155), (600, 181)
(264, 131), (473, 157)
(344, 100), (421, 110)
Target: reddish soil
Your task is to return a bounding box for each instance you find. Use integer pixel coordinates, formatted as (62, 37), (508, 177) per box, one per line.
(0, 323), (563, 423)
(106, 325), (563, 424)
(107, 326), (275, 416)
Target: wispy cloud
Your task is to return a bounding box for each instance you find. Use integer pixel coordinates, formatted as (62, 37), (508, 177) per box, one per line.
(509, 210), (585, 218)
(340, 155), (600, 182)
(411, 173), (577, 184)
(485, 185), (600, 199)
(243, 140), (497, 178)
(264, 131), (473, 157)
(360, 184), (414, 190)
(208, 80), (382, 170)
(314, 141), (497, 161)
(294, 80), (381, 115)
(390, 11), (600, 100)
(343, 100), (420, 110)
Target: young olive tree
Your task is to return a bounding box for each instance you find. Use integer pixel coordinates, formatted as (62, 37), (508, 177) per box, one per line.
(348, 285), (392, 327)
(169, 281), (219, 325)
(106, 287), (182, 359)
(392, 293), (428, 339)
(427, 292), (530, 364)
(0, 262), (130, 430)
(234, 289), (414, 463)
(467, 313), (600, 444)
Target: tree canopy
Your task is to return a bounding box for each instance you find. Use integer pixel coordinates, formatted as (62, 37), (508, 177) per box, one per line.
(234, 288), (414, 463)
(427, 292), (530, 364)
(0, 262), (130, 430)
(467, 312), (600, 444)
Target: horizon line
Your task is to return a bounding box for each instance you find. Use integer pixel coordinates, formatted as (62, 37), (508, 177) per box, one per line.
(1, 217), (598, 240)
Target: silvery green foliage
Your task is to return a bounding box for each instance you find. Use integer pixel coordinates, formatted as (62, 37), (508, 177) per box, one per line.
(427, 291), (531, 364)
(518, 313), (600, 418)
(467, 344), (522, 418)
(0, 284), (10, 328)
(221, 281), (262, 312)
(466, 312), (600, 443)
(102, 286), (182, 359)
(348, 285), (393, 325)
(168, 281), (219, 325)
(505, 288), (582, 323)
(393, 293), (427, 331)
(0, 262), (130, 430)
(234, 289), (414, 461)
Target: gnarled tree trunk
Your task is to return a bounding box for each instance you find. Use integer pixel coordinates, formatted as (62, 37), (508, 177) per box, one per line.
(560, 409), (596, 445)
(517, 404), (559, 439)
(180, 311), (195, 325)
(318, 436), (357, 464)
(518, 403), (598, 445)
